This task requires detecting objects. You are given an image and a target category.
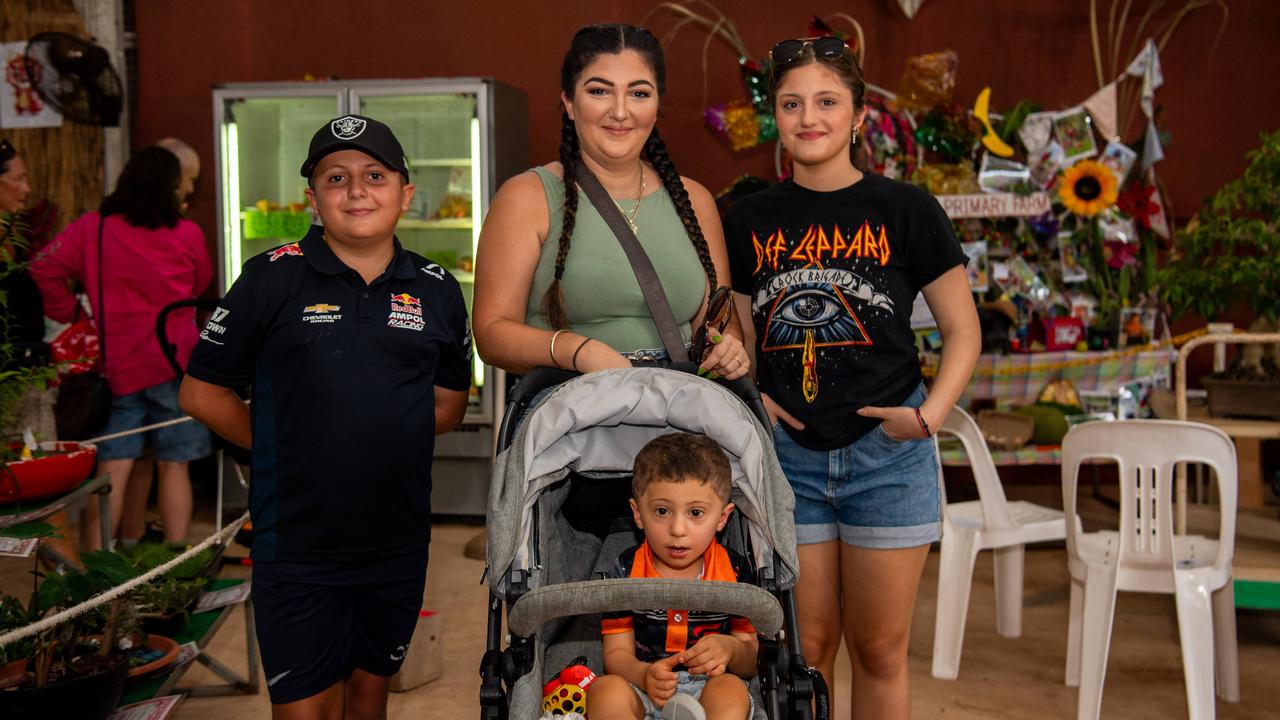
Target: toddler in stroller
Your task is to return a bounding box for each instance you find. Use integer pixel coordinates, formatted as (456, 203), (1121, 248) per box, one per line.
(482, 366), (829, 720)
(591, 431), (757, 719)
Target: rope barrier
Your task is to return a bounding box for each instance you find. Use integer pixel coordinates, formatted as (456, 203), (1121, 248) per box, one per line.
(0, 510), (250, 649)
(82, 414), (196, 445)
(79, 397), (248, 445)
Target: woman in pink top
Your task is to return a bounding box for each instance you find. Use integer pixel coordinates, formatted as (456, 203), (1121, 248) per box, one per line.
(33, 145), (213, 547)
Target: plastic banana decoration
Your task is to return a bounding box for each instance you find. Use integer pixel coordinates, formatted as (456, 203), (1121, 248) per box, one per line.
(973, 87), (1015, 158)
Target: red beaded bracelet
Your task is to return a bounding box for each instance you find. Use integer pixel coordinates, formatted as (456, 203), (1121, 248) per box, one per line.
(913, 407), (932, 438)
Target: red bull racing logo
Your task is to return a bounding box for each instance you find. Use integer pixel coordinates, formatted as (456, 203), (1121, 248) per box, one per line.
(269, 243), (304, 262)
(388, 293), (424, 331)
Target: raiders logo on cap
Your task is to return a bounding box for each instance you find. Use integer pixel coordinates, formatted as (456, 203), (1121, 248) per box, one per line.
(301, 114), (409, 179)
(331, 116), (367, 140)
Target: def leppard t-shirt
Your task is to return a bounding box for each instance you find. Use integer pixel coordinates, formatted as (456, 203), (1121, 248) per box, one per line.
(724, 174), (967, 451)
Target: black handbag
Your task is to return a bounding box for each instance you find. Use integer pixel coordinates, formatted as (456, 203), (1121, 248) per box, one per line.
(54, 216), (112, 441)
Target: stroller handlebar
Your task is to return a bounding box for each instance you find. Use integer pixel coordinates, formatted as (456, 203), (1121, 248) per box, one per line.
(505, 577), (784, 638)
(156, 298), (222, 378)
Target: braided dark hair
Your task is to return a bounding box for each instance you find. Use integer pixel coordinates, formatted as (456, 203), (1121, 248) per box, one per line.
(644, 127), (716, 289)
(541, 112), (580, 329)
(769, 42), (873, 173)
(542, 23), (716, 329)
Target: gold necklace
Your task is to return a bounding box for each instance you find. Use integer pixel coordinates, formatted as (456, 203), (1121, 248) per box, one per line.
(615, 165), (645, 236)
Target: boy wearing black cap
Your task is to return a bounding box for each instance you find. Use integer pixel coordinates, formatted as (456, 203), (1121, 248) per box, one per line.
(180, 115), (472, 718)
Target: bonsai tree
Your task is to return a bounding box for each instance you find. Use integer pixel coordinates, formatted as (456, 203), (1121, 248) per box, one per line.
(1158, 128), (1280, 377)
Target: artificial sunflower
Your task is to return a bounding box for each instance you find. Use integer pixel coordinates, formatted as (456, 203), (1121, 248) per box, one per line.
(1059, 160), (1119, 217)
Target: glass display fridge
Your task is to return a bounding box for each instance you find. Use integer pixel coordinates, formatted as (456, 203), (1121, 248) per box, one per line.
(212, 79), (528, 515)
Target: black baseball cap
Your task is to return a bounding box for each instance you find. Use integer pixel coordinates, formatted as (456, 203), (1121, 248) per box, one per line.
(300, 115), (410, 181)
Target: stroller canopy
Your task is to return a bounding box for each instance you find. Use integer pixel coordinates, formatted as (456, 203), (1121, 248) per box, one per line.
(487, 367), (799, 597)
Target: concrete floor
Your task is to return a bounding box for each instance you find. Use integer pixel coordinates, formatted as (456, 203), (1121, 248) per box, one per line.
(3, 494), (1278, 719)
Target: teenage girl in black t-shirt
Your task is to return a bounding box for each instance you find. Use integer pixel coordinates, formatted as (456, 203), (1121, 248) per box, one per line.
(723, 38), (979, 719)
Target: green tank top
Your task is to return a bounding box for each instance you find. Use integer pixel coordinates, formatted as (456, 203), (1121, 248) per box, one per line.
(525, 165), (705, 353)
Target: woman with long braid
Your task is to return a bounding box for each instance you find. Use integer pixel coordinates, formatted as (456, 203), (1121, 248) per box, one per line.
(474, 24), (748, 382)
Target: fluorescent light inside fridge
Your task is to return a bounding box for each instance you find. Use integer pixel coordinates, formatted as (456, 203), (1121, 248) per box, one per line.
(470, 116), (484, 389)
(221, 118), (243, 289)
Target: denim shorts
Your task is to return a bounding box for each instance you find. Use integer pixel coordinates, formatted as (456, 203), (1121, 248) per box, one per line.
(96, 378), (212, 462)
(628, 671), (754, 720)
(772, 383), (941, 549)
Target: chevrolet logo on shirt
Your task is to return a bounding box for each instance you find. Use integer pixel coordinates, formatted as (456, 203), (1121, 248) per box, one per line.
(302, 303), (343, 324)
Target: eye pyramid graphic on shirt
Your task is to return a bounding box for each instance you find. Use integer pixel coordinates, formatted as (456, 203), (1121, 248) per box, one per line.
(752, 222), (895, 403)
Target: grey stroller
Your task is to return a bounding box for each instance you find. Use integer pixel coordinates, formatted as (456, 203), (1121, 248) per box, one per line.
(480, 366), (829, 719)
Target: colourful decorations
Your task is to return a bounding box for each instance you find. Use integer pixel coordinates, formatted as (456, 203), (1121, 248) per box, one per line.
(1116, 183), (1160, 230)
(913, 108), (978, 162)
(864, 93), (918, 179)
(1059, 161), (1119, 217)
(705, 100), (777, 151)
(895, 50), (958, 111)
(972, 87), (1015, 158)
(739, 57), (770, 113)
(916, 163), (979, 196)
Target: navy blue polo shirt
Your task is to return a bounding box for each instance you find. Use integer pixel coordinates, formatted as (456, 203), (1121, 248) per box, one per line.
(186, 227), (472, 562)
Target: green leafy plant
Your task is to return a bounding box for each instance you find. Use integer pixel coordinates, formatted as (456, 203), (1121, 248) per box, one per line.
(1158, 129), (1280, 323)
(119, 543), (212, 619)
(0, 213), (57, 455)
(0, 538), (142, 687)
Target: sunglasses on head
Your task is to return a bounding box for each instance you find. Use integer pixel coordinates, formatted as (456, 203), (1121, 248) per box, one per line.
(769, 36), (849, 67)
(691, 286), (735, 363)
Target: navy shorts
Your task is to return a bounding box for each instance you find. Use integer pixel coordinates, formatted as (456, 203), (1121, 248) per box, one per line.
(773, 382), (941, 549)
(95, 378), (212, 462)
(251, 545), (430, 704)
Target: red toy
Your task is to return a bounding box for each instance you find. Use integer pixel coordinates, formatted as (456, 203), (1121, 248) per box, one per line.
(542, 656), (596, 717)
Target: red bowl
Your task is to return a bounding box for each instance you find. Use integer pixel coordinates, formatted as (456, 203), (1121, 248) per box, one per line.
(0, 441), (98, 505)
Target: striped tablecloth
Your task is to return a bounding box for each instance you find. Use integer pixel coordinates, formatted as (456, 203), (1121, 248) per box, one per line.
(930, 349), (1177, 407)
(929, 348), (1175, 466)
(939, 440), (1062, 467)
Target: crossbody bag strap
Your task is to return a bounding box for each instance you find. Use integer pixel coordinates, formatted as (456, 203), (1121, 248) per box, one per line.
(95, 214), (107, 375)
(574, 166), (691, 363)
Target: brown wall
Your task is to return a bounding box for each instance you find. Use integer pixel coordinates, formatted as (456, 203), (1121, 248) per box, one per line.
(133, 0), (1279, 258)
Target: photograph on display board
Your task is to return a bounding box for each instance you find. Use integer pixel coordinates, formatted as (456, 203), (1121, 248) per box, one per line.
(1118, 307), (1157, 348)
(1053, 110), (1098, 164)
(1028, 140), (1065, 188)
(1057, 232), (1088, 283)
(1069, 293), (1098, 325)
(1099, 140), (1138, 184)
(960, 240), (989, 291)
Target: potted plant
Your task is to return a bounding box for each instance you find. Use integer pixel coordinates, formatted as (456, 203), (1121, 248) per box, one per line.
(1157, 128), (1280, 419)
(120, 543), (215, 636)
(0, 212), (67, 497)
(0, 542), (141, 719)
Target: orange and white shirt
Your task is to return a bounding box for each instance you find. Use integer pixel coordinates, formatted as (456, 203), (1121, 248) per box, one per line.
(600, 540), (756, 663)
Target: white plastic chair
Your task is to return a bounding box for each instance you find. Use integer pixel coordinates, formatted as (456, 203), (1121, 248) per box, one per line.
(1062, 420), (1240, 720)
(931, 406), (1069, 680)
